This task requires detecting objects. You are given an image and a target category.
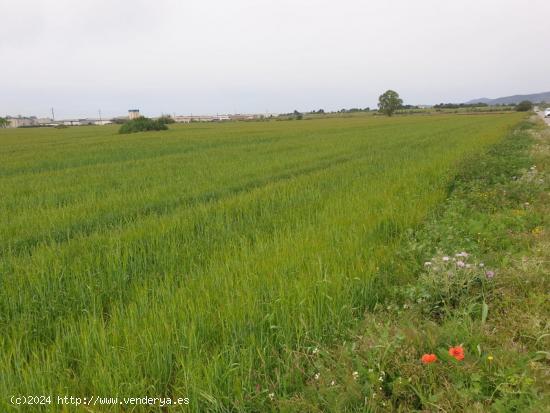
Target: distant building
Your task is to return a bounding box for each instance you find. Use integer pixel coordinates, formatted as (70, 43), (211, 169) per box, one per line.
(7, 116), (37, 128)
(174, 116), (192, 123)
(62, 119), (82, 126)
(128, 109), (140, 119)
(173, 114), (261, 123)
(63, 118), (113, 126)
(3, 115), (114, 128)
(173, 115), (229, 123)
(229, 114), (260, 121)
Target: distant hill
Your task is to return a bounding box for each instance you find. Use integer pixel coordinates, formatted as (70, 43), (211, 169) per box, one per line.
(466, 91), (550, 105)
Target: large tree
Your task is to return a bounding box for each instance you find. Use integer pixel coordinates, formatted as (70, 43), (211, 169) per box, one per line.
(0, 117), (9, 128)
(378, 90), (403, 116)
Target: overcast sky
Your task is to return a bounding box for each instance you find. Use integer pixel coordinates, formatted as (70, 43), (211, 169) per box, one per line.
(1, 0), (549, 118)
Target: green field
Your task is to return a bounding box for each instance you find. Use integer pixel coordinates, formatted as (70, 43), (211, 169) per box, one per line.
(0, 114), (523, 411)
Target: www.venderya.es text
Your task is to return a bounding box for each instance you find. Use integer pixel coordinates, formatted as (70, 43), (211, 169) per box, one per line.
(10, 395), (190, 407)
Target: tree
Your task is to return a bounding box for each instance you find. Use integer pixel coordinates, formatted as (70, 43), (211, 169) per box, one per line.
(515, 100), (533, 112)
(0, 117), (9, 128)
(378, 90), (403, 116)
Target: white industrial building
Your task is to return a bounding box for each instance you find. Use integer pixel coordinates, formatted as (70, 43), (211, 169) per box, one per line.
(6, 116), (37, 128)
(3, 116), (112, 128)
(128, 109), (140, 119)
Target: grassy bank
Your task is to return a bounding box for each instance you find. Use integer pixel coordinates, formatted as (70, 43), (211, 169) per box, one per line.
(278, 116), (549, 412)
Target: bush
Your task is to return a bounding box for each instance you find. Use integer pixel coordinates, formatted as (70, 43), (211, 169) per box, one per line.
(119, 117), (169, 134)
(515, 100), (533, 112)
(158, 115), (175, 124)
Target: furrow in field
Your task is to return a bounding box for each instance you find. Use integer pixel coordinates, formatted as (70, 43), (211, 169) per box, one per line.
(0, 116), (450, 177)
(0, 152), (384, 348)
(0, 152), (360, 256)
(0, 119), (484, 258)
(0, 134), (280, 178)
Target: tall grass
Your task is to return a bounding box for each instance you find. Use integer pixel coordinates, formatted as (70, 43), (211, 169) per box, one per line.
(0, 114), (523, 411)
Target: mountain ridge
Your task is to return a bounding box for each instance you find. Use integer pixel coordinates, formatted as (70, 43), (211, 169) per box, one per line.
(466, 91), (550, 105)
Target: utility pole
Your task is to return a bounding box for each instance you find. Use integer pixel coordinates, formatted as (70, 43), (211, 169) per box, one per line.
(51, 107), (55, 121)
(98, 109), (102, 123)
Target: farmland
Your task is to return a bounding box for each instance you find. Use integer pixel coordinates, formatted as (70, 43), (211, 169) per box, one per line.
(0, 113), (525, 411)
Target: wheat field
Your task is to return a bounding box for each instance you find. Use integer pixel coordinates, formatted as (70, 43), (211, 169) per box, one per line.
(0, 113), (522, 411)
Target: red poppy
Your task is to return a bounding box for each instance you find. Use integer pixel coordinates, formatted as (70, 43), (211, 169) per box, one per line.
(448, 346), (465, 361)
(421, 353), (437, 364)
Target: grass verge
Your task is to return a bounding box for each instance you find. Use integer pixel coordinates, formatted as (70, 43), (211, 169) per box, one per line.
(276, 116), (549, 412)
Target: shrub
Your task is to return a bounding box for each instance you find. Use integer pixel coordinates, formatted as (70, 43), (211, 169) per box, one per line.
(515, 100), (533, 112)
(158, 115), (175, 124)
(119, 117), (169, 134)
